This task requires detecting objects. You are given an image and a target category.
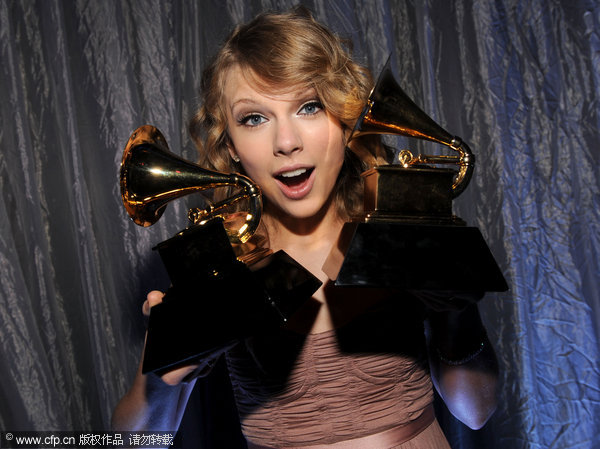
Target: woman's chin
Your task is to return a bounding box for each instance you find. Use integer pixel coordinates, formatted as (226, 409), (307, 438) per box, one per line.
(266, 197), (338, 228)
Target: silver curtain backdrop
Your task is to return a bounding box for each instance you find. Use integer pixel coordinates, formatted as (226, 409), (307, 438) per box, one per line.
(1, 0), (599, 448)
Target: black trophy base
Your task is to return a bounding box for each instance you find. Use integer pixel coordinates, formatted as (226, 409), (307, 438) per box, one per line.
(324, 221), (508, 292)
(143, 219), (321, 375)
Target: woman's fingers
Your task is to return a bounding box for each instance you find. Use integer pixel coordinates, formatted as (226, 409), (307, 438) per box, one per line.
(160, 364), (200, 386)
(142, 290), (166, 317)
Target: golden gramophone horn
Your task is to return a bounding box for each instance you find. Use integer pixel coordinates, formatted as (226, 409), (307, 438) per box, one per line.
(120, 125), (262, 244)
(351, 58), (474, 198)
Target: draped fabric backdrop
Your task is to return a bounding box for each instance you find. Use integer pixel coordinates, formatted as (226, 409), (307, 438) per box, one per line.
(1, 0), (599, 448)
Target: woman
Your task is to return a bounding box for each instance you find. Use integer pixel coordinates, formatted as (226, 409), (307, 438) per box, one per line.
(112, 7), (498, 448)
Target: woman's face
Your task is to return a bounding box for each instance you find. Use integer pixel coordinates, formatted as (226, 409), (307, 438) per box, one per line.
(223, 67), (345, 223)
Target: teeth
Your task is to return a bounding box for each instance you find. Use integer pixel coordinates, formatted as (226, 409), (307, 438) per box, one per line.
(280, 168), (307, 178)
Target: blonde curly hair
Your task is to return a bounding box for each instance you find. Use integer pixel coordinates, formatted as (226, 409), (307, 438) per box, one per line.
(189, 6), (387, 219)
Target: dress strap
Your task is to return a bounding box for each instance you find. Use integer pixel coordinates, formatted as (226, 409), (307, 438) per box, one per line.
(246, 405), (435, 449)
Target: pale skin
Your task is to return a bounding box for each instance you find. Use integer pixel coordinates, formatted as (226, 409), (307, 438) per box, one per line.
(112, 66), (498, 434)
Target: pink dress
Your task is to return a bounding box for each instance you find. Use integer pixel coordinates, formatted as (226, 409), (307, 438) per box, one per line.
(224, 297), (451, 448)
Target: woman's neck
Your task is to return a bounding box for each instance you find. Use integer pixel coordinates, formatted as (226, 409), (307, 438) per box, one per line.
(262, 202), (344, 256)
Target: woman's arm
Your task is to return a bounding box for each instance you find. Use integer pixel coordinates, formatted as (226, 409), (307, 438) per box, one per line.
(111, 291), (215, 432)
(111, 352), (199, 432)
(426, 303), (499, 430)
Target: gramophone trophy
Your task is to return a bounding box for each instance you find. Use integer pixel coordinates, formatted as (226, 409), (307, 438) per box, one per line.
(120, 125), (321, 374)
(323, 60), (508, 293)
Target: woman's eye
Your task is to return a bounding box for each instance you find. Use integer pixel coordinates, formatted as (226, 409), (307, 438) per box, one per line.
(239, 114), (267, 127)
(299, 101), (323, 115)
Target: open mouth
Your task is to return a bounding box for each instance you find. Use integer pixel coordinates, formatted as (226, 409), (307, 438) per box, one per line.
(276, 167), (314, 188)
(274, 167), (315, 200)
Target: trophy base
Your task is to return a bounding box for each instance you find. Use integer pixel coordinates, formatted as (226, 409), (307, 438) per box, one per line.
(361, 211), (466, 226)
(323, 221), (508, 292)
(143, 219), (321, 375)
(362, 165), (455, 218)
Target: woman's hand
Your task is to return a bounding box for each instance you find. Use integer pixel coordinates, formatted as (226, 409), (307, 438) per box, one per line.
(111, 290), (200, 432)
(142, 290), (166, 317)
(426, 303), (499, 429)
(142, 290), (202, 386)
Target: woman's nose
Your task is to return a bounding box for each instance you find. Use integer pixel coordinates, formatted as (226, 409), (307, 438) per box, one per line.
(274, 118), (302, 156)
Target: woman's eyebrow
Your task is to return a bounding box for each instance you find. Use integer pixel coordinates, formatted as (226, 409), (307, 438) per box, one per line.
(231, 98), (258, 108)
(229, 98), (264, 115)
(229, 88), (319, 111)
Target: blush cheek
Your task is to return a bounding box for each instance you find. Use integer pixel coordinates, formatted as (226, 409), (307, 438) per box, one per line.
(324, 138), (346, 181)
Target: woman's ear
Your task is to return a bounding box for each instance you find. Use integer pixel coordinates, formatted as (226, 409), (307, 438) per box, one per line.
(227, 143), (241, 163)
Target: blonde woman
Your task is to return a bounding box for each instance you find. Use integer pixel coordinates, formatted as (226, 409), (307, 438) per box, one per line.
(113, 7), (498, 448)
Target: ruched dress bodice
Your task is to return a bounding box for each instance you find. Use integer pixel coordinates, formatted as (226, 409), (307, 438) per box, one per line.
(224, 296), (451, 448)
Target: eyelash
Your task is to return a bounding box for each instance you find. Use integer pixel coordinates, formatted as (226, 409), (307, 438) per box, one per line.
(238, 114), (266, 127)
(299, 100), (324, 115)
(237, 100), (324, 127)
